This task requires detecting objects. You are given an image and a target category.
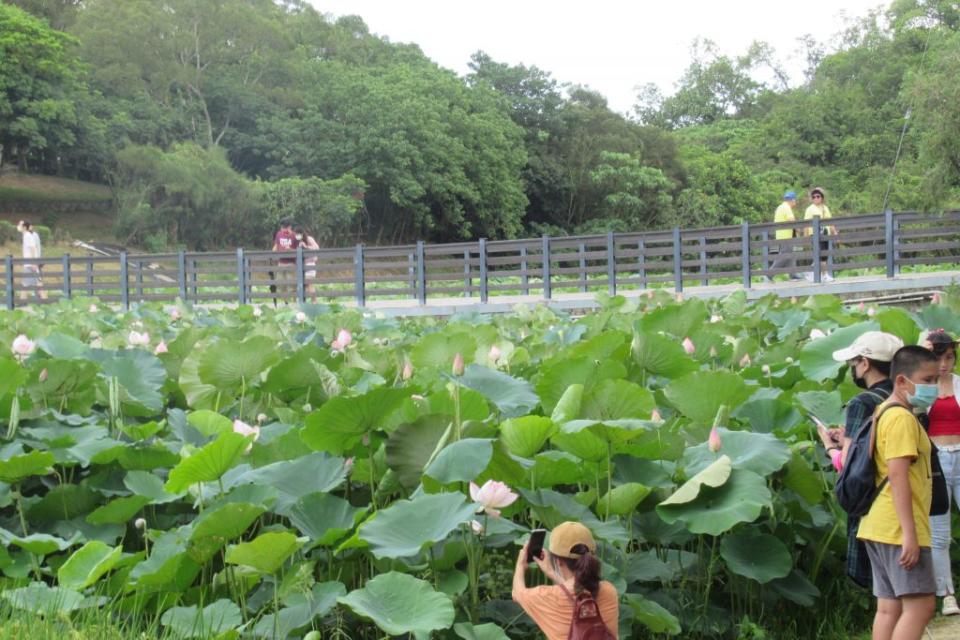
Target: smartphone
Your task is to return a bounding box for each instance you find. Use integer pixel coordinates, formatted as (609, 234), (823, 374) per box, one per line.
(527, 529), (547, 563)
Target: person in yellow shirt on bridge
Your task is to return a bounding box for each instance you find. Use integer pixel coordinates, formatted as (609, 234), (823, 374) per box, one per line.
(770, 191), (801, 280)
(802, 187), (837, 282)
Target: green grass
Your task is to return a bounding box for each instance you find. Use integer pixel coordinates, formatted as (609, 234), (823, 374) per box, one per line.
(0, 173), (111, 202)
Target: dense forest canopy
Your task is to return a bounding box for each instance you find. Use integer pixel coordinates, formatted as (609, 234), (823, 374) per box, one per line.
(1, 0), (958, 249)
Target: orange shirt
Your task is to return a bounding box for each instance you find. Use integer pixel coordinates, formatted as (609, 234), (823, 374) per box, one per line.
(513, 581), (619, 639)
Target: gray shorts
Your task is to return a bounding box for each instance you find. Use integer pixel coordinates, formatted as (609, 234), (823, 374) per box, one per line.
(864, 541), (936, 599)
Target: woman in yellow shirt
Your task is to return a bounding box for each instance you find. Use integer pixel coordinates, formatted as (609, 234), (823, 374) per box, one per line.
(803, 187), (837, 281)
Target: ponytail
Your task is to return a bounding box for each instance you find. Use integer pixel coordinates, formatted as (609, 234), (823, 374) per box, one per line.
(564, 543), (601, 596)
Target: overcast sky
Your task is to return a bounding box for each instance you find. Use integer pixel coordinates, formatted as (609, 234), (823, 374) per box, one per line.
(309, 0), (886, 114)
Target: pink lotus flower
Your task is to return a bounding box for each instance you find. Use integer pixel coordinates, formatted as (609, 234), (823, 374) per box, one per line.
(169, 308), (182, 321)
(867, 307), (876, 317)
(452, 352), (465, 376)
(331, 328), (352, 350)
(932, 293), (942, 304)
(708, 427), (722, 453)
(469, 479), (518, 518)
(233, 419), (260, 453)
(11, 334), (36, 358)
(809, 329), (826, 340)
(739, 353), (752, 368)
(651, 409), (663, 422)
(154, 341), (168, 355)
(127, 331), (150, 347)
(294, 311), (307, 324)
(402, 360), (414, 380)
(682, 337), (696, 354)
(857, 302), (865, 312)
(488, 345), (502, 362)
(344, 457), (355, 474)
(39, 368), (48, 383)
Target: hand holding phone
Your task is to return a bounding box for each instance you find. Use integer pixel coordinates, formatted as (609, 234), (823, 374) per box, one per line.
(526, 529), (546, 563)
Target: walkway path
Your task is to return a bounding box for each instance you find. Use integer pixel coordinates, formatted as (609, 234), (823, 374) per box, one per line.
(928, 613), (960, 638)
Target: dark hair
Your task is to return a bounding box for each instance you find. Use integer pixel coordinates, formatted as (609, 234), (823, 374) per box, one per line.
(293, 226), (305, 235)
(890, 345), (938, 381)
(279, 219), (293, 228)
(21, 221), (32, 229)
(863, 357), (891, 378)
(926, 329), (957, 357)
(559, 544), (601, 597)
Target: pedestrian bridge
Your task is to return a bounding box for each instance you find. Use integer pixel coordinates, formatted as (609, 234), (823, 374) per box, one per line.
(3, 210), (958, 316)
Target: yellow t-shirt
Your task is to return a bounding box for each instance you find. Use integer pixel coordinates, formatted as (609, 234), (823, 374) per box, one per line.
(857, 405), (932, 547)
(802, 203), (832, 236)
(773, 202), (795, 240)
(514, 581), (619, 640)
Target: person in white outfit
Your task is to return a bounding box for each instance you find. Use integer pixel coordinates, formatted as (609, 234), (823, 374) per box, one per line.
(921, 329), (960, 616)
(17, 220), (46, 301)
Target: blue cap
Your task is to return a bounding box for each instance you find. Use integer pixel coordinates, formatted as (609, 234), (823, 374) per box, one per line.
(783, 191), (797, 200)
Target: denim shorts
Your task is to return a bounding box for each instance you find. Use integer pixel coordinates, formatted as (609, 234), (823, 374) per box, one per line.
(864, 541), (936, 599)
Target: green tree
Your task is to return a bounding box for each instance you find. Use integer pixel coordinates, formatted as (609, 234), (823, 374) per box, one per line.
(257, 175), (366, 246)
(587, 151), (675, 231)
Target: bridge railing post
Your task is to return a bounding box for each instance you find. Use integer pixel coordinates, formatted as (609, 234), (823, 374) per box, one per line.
(295, 245), (305, 304)
(607, 231), (616, 295)
(354, 244), (365, 307)
(62, 254), (72, 300)
(120, 251), (130, 311)
(542, 234), (552, 300)
(741, 221), (751, 289)
(699, 236), (708, 286)
(416, 241), (426, 305)
(520, 246), (529, 295)
(478, 238), (488, 303)
(5, 256), (14, 310)
(638, 238), (646, 288)
(463, 249), (471, 297)
(578, 242), (587, 293)
(761, 230), (770, 275)
(672, 227), (683, 293)
(812, 217), (822, 284)
(237, 248), (247, 305)
(884, 209), (896, 278)
(178, 251), (187, 301)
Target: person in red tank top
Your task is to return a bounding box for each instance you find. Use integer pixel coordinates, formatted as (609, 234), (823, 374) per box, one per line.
(922, 329), (960, 616)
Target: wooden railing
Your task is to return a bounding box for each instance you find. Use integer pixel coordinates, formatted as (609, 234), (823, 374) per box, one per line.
(3, 210), (959, 310)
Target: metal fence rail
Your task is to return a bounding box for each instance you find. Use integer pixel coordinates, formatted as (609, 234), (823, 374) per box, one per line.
(3, 210), (960, 310)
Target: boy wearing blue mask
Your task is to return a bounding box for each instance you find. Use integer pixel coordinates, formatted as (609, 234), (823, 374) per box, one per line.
(858, 345), (939, 640)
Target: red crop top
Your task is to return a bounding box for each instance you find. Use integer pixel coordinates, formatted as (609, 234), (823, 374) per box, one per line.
(929, 396), (960, 437)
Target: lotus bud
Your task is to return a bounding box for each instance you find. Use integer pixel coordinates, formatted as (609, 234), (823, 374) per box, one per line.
(294, 311), (307, 324)
(785, 356), (794, 364)
(809, 328), (826, 340)
(739, 353), (751, 368)
(867, 307), (876, 317)
(38, 368), (48, 383)
(790, 296), (798, 304)
(488, 345), (502, 362)
(302, 403), (312, 413)
(710, 314), (722, 323)
(303, 632), (322, 640)
(344, 457), (354, 474)
(402, 359), (414, 380)
(452, 352), (465, 376)
(256, 413), (268, 425)
(88, 304), (99, 313)
(651, 409), (663, 422)
(932, 293), (942, 304)
(761, 364), (771, 375)
(134, 517), (147, 530)
(708, 426), (722, 453)
(252, 305), (262, 317)
(857, 302), (865, 312)
(469, 479), (518, 518)
(169, 307), (181, 321)
(154, 341), (168, 355)
(682, 337), (696, 354)
(709, 346), (718, 357)
(12, 334), (36, 358)
(470, 520), (484, 534)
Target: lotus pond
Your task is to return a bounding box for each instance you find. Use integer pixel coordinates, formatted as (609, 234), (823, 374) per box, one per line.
(1, 291), (958, 639)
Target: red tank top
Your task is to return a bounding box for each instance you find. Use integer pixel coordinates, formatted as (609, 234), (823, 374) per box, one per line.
(929, 396), (960, 437)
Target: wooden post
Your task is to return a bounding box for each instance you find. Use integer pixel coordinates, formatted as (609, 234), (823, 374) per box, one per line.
(607, 231), (616, 295)
(237, 248), (247, 304)
(120, 251), (130, 311)
(416, 241), (426, 305)
(884, 209), (895, 278)
(699, 236), (708, 286)
(190, 258), (198, 298)
(135, 259), (144, 298)
(761, 230), (770, 274)
(295, 245), (305, 304)
(542, 234), (552, 300)
(578, 242), (587, 293)
(520, 246), (529, 295)
(638, 238), (646, 288)
(178, 251), (187, 300)
(354, 244), (365, 307)
(62, 254), (71, 299)
(479, 238), (488, 303)
(741, 221), (751, 289)
(463, 249), (471, 297)
(85, 260), (93, 296)
(812, 216), (822, 284)
(672, 227), (683, 293)
(4, 256), (13, 310)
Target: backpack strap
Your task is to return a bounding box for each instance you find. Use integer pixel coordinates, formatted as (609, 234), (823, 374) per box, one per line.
(557, 583), (576, 605)
(867, 402), (909, 496)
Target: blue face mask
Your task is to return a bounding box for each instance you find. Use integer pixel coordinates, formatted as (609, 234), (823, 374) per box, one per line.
(907, 380), (938, 409)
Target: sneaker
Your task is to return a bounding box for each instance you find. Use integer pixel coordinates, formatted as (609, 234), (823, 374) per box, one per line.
(823, 274), (835, 283)
(802, 272), (814, 282)
(943, 594), (960, 616)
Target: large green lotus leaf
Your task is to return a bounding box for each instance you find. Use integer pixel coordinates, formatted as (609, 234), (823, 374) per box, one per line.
(124, 470), (180, 503)
(657, 468), (772, 536)
(535, 357), (627, 414)
(178, 348), (219, 410)
(197, 335), (281, 391)
(226, 452), (348, 513)
(86, 495), (151, 525)
(338, 571), (455, 638)
(0, 357), (27, 398)
(37, 333), (92, 360)
(631, 331), (698, 377)
(0, 450), (55, 483)
(301, 387), (410, 454)
(57, 541), (123, 590)
(499, 416), (556, 458)
(599, 482), (652, 516)
(767, 308), (812, 341)
(128, 527), (201, 592)
(916, 304), (960, 337)
(519, 489), (630, 544)
(624, 593), (682, 635)
(720, 529), (792, 583)
(658, 456), (731, 507)
(164, 431), (251, 493)
(581, 379), (656, 421)
(473, 441), (528, 490)
(262, 345), (334, 401)
(93, 349), (166, 413)
(664, 371), (751, 425)
(1, 582), (86, 614)
(116, 443), (181, 470)
(225, 531), (304, 574)
(876, 307), (920, 345)
(27, 483), (99, 523)
(251, 581), (345, 638)
(563, 329), (628, 361)
(457, 365), (538, 419)
(529, 451), (590, 487)
(732, 396), (802, 434)
(385, 414), (450, 489)
(794, 390), (845, 427)
(287, 493), (364, 546)
(185, 410), (232, 437)
(638, 298), (709, 339)
(612, 455), (674, 489)
(1, 531), (80, 556)
(768, 570), (821, 606)
(411, 331), (477, 370)
(550, 429), (608, 462)
(782, 453), (824, 505)
(680, 428), (791, 477)
(426, 387), (490, 421)
(360, 492), (477, 559)
(161, 599), (242, 639)
(187, 502), (265, 564)
(425, 438), (494, 484)
(799, 321), (879, 382)
(26, 359), (99, 414)
(454, 621), (511, 640)
(551, 384), (583, 423)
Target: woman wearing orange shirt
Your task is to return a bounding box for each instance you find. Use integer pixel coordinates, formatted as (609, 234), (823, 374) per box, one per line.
(512, 521), (619, 639)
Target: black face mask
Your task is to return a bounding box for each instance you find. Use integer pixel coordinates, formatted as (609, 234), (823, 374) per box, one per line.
(851, 362), (868, 389)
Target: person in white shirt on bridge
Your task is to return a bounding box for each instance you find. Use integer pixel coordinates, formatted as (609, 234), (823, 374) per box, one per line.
(17, 220), (46, 301)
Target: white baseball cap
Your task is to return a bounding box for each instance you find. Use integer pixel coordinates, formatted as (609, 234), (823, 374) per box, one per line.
(831, 331), (904, 363)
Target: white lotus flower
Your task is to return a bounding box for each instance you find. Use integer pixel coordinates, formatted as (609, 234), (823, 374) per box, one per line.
(88, 304), (99, 313)
(488, 345), (502, 362)
(470, 520), (484, 534)
(256, 413), (268, 425)
(809, 329), (827, 340)
(867, 307), (876, 317)
(11, 334), (36, 358)
(469, 479), (518, 518)
(739, 353), (752, 368)
(294, 311), (307, 324)
(127, 331), (150, 347)
(252, 305), (262, 317)
(761, 364), (771, 375)
(710, 314), (723, 323)
(785, 357), (794, 364)
(233, 419), (260, 453)
(134, 517), (147, 530)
